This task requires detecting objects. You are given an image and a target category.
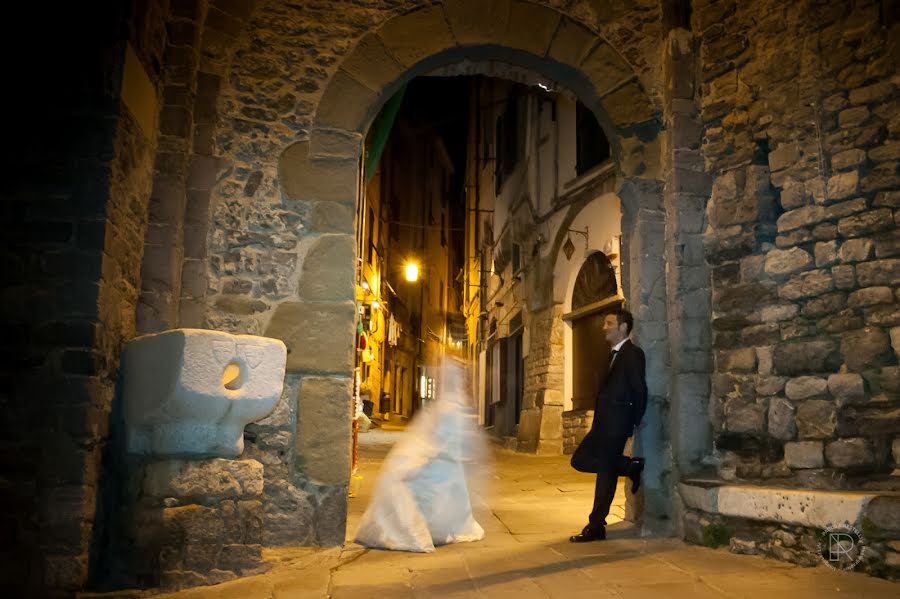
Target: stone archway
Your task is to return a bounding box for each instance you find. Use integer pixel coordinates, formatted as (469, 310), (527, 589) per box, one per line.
(266, 1), (673, 539)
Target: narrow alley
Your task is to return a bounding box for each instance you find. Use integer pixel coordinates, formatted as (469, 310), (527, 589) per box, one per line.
(142, 431), (898, 599)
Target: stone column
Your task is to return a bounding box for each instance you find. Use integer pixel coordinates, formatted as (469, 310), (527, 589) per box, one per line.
(137, 0), (208, 333)
(661, 29), (714, 535)
(618, 176), (671, 532)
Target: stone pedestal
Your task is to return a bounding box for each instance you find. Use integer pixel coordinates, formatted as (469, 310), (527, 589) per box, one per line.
(127, 459), (271, 591)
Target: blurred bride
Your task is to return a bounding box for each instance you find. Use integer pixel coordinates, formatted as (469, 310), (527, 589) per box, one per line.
(353, 359), (486, 552)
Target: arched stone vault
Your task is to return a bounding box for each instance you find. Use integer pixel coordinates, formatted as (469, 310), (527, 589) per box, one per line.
(267, 0), (676, 537)
(120, 0), (711, 561)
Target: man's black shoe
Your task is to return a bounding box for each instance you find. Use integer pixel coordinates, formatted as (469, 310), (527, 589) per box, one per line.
(569, 525), (606, 543)
(628, 457), (645, 494)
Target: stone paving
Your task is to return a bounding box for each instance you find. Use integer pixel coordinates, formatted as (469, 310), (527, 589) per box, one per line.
(132, 429), (899, 599)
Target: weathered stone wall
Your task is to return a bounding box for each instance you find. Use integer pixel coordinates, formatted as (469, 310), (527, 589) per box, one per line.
(698, 0), (900, 489)
(186, 0), (670, 553)
(683, 493), (900, 579)
(0, 2), (167, 594)
(126, 458), (269, 590)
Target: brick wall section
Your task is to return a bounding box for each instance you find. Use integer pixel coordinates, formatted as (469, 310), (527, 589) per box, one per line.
(697, 0), (900, 488)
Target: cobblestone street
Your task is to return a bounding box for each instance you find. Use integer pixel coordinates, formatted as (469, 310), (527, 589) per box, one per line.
(135, 429), (900, 599)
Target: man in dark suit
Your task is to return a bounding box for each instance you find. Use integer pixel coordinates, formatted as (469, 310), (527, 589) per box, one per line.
(569, 307), (647, 542)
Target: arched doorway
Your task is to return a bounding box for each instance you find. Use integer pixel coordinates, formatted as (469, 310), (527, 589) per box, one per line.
(265, 14), (668, 541)
(569, 251), (620, 411)
(190, 1), (675, 544)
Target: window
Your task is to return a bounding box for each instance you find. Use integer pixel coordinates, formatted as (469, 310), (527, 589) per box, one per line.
(495, 90), (520, 194)
(575, 101), (610, 175)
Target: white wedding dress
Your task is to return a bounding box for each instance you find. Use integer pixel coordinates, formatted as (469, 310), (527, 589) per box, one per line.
(354, 364), (486, 552)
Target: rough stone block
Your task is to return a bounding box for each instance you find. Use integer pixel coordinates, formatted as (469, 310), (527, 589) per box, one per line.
(773, 340), (839, 376)
(122, 330), (287, 458)
(547, 17), (596, 67)
(296, 376), (352, 485)
(720, 348), (757, 372)
(784, 441), (824, 468)
(796, 400), (837, 440)
(340, 34), (403, 93)
(768, 142), (800, 172)
(893, 438), (900, 464)
(162, 504), (226, 546)
(315, 70), (377, 131)
(856, 259), (900, 286)
(309, 129), (363, 159)
(841, 327), (892, 372)
(281, 141), (358, 202)
(776, 229), (813, 249)
(874, 228), (900, 258)
(768, 397), (796, 441)
(516, 408), (541, 452)
(825, 438), (874, 468)
(778, 270), (834, 300)
(785, 377), (828, 401)
(800, 292), (846, 318)
(840, 238), (874, 263)
(838, 208), (895, 238)
(869, 141), (900, 162)
(832, 264), (856, 289)
(144, 459), (264, 499)
(751, 304), (799, 323)
(827, 373), (866, 404)
(757, 346), (774, 375)
(377, 5), (455, 68)
(503, 0), (559, 55)
(830, 149), (866, 170)
(776, 205), (827, 233)
(262, 480), (315, 546)
(264, 301), (355, 374)
(310, 201), (355, 234)
(847, 286), (894, 308)
(443, 0), (511, 44)
(839, 105), (869, 128)
(809, 246), (838, 274)
(764, 247), (813, 276)
(825, 198), (868, 219)
(315, 484), (349, 545)
(725, 397), (765, 434)
(297, 235), (355, 301)
(827, 170), (859, 201)
(864, 496), (900, 533)
(875, 191), (900, 208)
(756, 376), (786, 396)
(581, 42), (632, 95)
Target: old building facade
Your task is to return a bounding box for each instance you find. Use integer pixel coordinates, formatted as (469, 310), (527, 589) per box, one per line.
(3, 0), (898, 595)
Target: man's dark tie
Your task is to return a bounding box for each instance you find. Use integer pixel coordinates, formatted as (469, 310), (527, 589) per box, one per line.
(608, 350), (618, 371)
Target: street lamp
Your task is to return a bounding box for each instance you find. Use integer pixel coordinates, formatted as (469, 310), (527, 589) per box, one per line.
(405, 261), (419, 282)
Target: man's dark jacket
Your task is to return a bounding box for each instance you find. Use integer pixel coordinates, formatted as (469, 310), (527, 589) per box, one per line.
(571, 339), (647, 473)
(593, 338), (647, 438)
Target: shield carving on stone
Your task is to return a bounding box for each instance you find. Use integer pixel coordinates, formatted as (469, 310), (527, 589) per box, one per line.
(239, 344), (265, 369)
(212, 340), (235, 363)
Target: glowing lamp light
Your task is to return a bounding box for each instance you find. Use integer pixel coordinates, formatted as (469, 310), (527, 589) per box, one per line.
(372, 300), (380, 309)
(405, 262), (419, 282)
(361, 280), (370, 291)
